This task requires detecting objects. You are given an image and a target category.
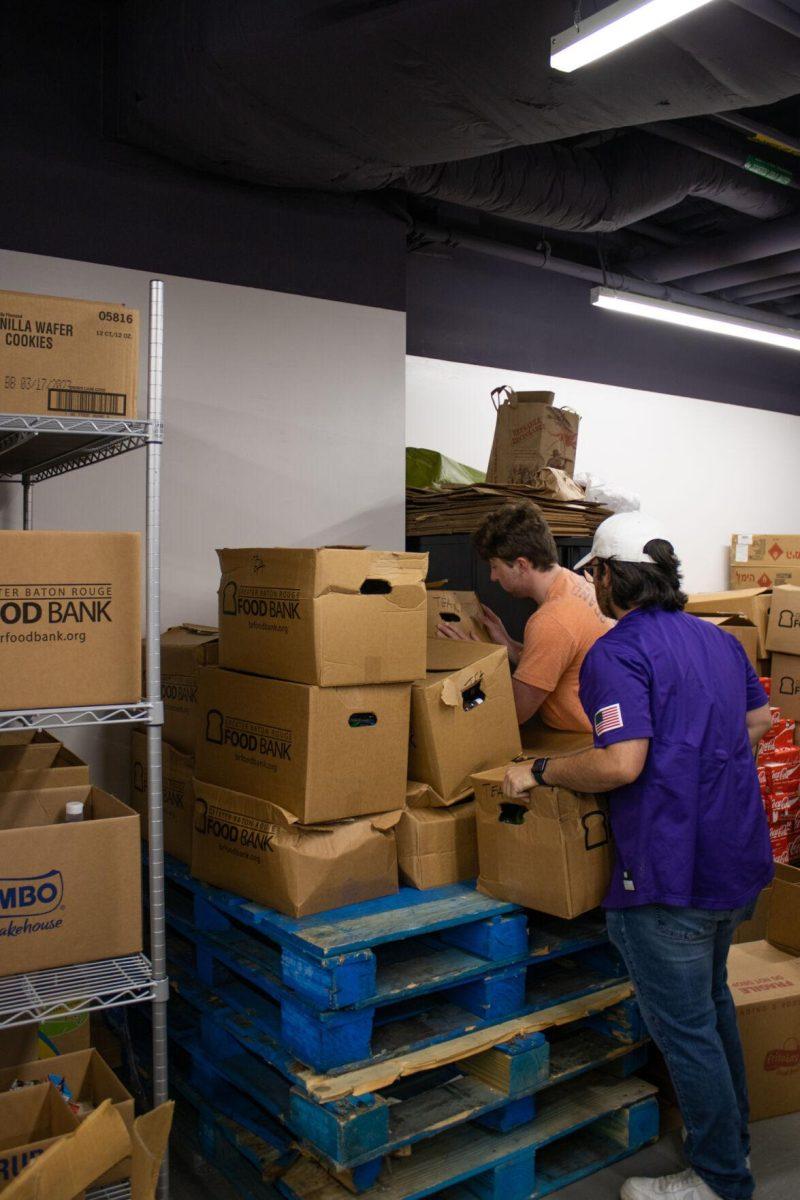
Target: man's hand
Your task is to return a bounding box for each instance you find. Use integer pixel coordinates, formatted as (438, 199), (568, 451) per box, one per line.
(481, 604), (510, 646)
(437, 621), (478, 642)
(502, 761), (537, 798)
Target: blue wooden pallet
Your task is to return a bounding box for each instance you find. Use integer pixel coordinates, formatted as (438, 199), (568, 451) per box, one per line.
(163, 988), (648, 1186)
(276, 1073), (660, 1200)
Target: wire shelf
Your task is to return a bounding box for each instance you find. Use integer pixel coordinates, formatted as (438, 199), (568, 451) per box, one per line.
(0, 702), (156, 731)
(0, 413), (161, 483)
(88, 1185), (131, 1200)
(0, 954), (154, 1029)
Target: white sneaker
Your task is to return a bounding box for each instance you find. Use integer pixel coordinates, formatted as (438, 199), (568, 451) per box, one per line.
(620, 1168), (721, 1200)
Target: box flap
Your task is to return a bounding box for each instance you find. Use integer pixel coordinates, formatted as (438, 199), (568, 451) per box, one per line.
(406, 780), (472, 808)
(767, 866), (800, 955)
(425, 640), (505, 674)
(728, 940), (800, 1008)
(218, 547), (427, 597)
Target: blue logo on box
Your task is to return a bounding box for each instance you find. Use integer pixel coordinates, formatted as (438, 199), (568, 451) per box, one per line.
(0, 870), (64, 919)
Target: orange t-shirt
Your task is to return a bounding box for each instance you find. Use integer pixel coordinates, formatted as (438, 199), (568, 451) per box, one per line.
(514, 570), (614, 732)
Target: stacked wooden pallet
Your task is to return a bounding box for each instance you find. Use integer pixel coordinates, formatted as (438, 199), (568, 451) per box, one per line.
(139, 854), (659, 1200)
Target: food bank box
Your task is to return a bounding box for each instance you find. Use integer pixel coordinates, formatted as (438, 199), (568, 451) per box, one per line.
(766, 585), (800, 656)
(0, 1083), (79, 1192)
(157, 624), (218, 754)
(196, 667), (409, 822)
(426, 590), (490, 641)
(0, 786), (142, 976)
(686, 589), (771, 659)
(0, 1050), (134, 1187)
(192, 779), (400, 918)
(728, 866), (800, 1120)
(771, 654), (800, 722)
(217, 547), (427, 686)
(130, 731), (194, 864)
(409, 641), (521, 802)
(0, 532), (141, 711)
(0, 290), (139, 418)
(472, 766), (612, 919)
(397, 782), (477, 889)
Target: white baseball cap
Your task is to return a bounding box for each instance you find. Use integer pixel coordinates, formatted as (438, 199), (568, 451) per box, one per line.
(574, 512), (673, 571)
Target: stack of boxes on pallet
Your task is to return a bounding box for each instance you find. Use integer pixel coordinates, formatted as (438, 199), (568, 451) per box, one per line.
(760, 586), (800, 864)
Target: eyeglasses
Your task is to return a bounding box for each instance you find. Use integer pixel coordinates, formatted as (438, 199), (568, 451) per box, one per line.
(582, 560), (600, 579)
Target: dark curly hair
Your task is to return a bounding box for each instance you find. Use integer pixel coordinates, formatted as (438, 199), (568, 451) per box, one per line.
(473, 501), (558, 569)
(601, 539), (687, 612)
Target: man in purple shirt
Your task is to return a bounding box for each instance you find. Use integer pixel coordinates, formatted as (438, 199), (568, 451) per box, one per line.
(503, 512), (773, 1200)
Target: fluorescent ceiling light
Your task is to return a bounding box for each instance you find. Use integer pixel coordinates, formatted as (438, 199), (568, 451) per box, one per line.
(550, 0), (717, 73)
(591, 287), (800, 353)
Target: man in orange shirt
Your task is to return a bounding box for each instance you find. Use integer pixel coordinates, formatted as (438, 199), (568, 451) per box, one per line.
(439, 501), (612, 731)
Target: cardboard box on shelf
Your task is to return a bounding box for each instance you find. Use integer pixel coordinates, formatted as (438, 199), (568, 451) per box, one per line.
(696, 615), (759, 669)
(766, 585), (800, 656)
(0, 733), (62, 773)
(191, 779), (401, 918)
(0, 1083), (79, 1193)
(217, 547), (428, 686)
(685, 589), (772, 659)
(0, 732), (36, 747)
(2, 1096), (173, 1200)
(0, 1050), (133, 1186)
(0, 747), (89, 794)
(409, 641), (521, 803)
(730, 564), (800, 592)
(0, 532), (141, 711)
(157, 624), (218, 755)
(196, 667), (409, 822)
(130, 731), (194, 864)
(0, 786), (142, 977)
(472, 766), (612, 919)
(730, 534), (800, 567)
(486, 388), (580, 483)
(397, 782), (478, 889)
(425, 591), (490, 642)
(771, 654), (800, 722)
(728, 865), (800, 1121)
(0, 290), (139, 418)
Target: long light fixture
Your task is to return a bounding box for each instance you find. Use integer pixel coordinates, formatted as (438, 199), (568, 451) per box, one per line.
(591, 287), (800, 353)
(550, 0), (717, 73)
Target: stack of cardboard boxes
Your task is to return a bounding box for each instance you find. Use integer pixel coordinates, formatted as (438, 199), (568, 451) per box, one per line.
(729, 534), (800, 592)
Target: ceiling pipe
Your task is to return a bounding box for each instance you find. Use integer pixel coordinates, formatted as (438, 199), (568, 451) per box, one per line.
(625, 220), (688, 246)
(676, 248), (800, 293)
(778, 299), (800, 316)
(722, 270), (800, 301)
(642, 121), (799, 190)
(725, 276), (800, 303)
(627, 211), (800, 282)
(729, 0), (800, 36)
(409, 222), (800, 333)
(713, 112), (800, 158)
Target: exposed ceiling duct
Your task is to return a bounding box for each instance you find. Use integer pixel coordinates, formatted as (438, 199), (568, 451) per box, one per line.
(629, 210), (800, 281)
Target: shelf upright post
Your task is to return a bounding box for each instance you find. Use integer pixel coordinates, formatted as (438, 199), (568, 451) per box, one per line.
(22, 479), (33, 529)
(144, 280), (169, 1198)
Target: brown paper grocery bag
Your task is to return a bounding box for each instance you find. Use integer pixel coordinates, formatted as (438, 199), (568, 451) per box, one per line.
(486, 386), (580, 483)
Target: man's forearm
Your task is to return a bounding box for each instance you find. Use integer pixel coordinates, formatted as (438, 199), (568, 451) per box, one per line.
(506, 637), (523, 667)
(544, 747), (633, 793)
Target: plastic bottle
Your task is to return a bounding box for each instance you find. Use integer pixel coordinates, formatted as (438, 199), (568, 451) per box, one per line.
(64, 800), (85, 823)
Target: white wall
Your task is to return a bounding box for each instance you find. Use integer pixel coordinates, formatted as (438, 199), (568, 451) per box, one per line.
(1, 250), (406, 791)
(407, 355), (800, 593)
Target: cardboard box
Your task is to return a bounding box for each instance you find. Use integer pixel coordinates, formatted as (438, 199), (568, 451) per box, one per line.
(0, 291), (139, 419)
(0, 532), (141, 711)
(0, 786), (142, 977)
(196, 667), (409, 822)
(696, 615), (759, 669)
(771, 654), (800, 722)
(730, 564), (800, 591)
(728, 868), (800, 1121)
(0, 732), (36, 747)
(409, 641), (521, 802)
(158, 624), (218, 755)
(0, 1083), (79, 1192)
(397, 783), (477, 889)
(0, 1051), (134, 1187)
(472, 766), (612, 919)
(426, 591), (490, 642)
(0, 1031), (39, 1072)
(730, 534), (800, 567)
(0, 747), (89, 794)
(0, 734), (62, 773)
(486, 390), (580, 483)
(520, 720), (595, 757)
(766, 585), (800, 656)
(191, 779), (401, 918)
(217, 547), (427, 686)
(130, 731), (194, 864)
(2, 1096), (173, 1200)
(686, 589), (772, 659)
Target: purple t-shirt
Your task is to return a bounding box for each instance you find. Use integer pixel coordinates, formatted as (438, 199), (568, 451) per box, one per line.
(579, 607), (774, 910)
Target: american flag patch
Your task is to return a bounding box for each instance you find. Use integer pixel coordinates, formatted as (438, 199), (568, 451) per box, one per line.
(595, 704), (623, 735)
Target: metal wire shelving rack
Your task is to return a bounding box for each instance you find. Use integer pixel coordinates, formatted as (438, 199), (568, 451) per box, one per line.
(0, 281), (169, 1198)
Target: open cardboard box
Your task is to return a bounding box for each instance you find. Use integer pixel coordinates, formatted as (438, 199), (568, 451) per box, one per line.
(685, 588), (771, 659)
(0, 1051), (133, 1187)
(695, 614), (759, 669)
(425, 590), (490, 642)
(156, 623), (219, 754)
(728, 864), (800, 1121)
(2, 1095), (173, 1200)
(0, 733), (62, 773)
(397, 782), (477, 889)
(0, 747), (89, 794)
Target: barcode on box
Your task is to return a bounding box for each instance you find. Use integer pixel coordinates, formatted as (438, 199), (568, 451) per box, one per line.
(48, 388), (127, 416)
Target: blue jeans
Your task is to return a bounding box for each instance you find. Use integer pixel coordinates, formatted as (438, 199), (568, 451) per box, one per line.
(606, 904), (755, 1200)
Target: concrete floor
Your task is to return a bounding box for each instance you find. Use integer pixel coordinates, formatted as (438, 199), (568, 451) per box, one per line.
(171, 1112), (800, 1199)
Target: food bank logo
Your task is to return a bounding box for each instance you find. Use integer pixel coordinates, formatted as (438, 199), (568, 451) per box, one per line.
(193, 797), (275, 852)
(0, 583), (113, 625)
(765, 1038), (800, 1074)
(778, 609), (800, 629)
(0, 870), (63, 918)
(205, 709), (292, 760)
(779, 676), (799, 697)
(221, 581), (300, 620)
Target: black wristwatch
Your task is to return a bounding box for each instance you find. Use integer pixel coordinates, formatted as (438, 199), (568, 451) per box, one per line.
(531, 757), (550, 787)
